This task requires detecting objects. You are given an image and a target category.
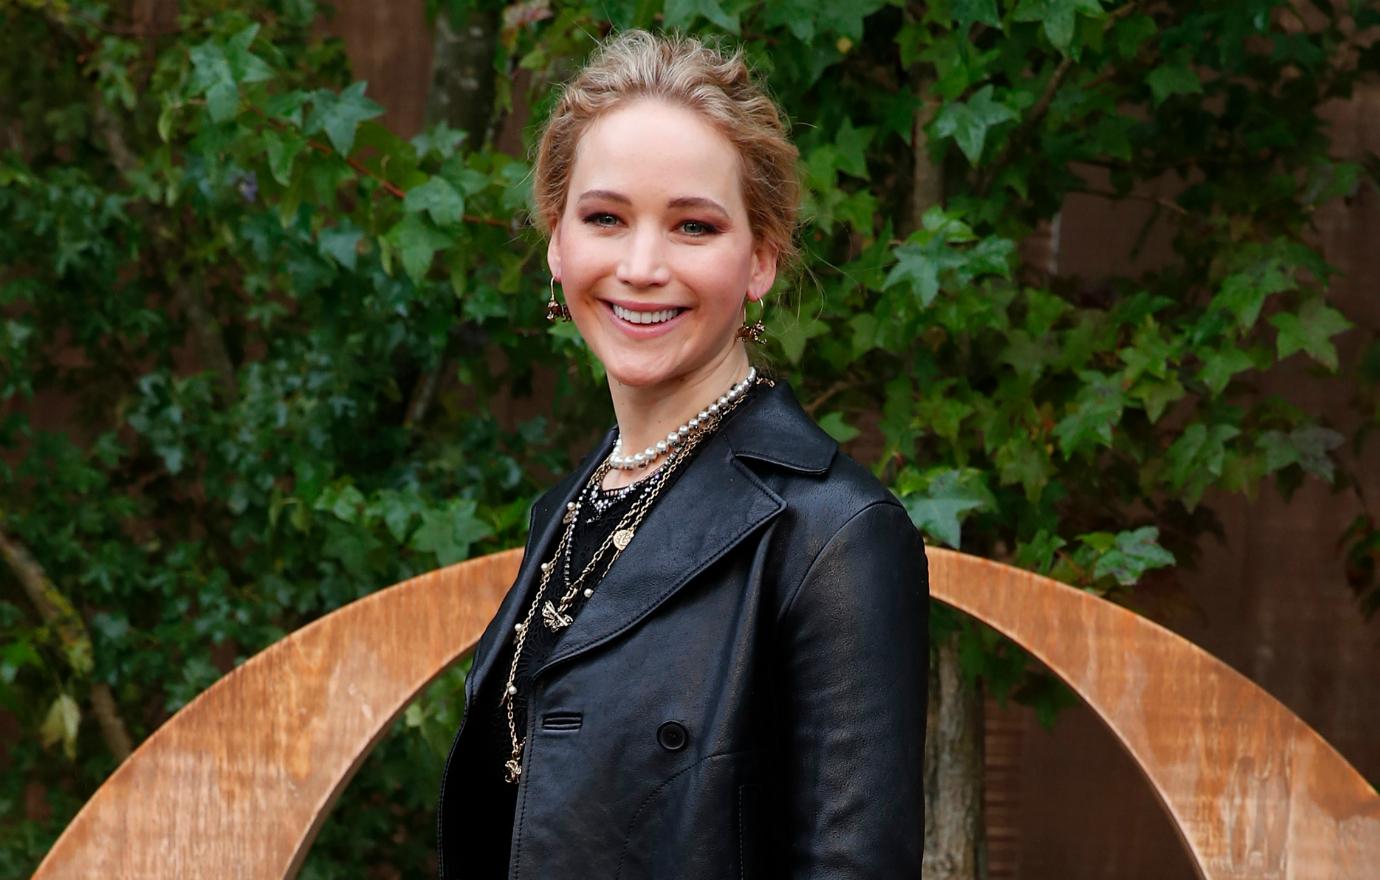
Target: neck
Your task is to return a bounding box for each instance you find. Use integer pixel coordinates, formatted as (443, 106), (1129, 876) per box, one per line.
(605, 347), (752, 481)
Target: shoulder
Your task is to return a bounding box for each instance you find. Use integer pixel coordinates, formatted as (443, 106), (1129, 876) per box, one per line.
(723, 381), (920, 613)
(724, 378), (905, 529)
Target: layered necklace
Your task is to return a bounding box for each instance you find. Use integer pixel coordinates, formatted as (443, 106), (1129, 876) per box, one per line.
(499, 367), (770, 784)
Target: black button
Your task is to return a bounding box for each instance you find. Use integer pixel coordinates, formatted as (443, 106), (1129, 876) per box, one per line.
(657, 720), (688, 751)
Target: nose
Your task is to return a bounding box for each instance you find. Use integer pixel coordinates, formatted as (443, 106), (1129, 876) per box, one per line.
(616, 226), (671, 288)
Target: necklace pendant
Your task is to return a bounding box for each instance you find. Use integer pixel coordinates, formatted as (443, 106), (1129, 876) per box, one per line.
(613, 528), (634, 550)
(542, 600), (573, 631)
(504, 757), (523, 784)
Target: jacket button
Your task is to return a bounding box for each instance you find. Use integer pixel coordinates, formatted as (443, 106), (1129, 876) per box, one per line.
(656, 720), (688, 752)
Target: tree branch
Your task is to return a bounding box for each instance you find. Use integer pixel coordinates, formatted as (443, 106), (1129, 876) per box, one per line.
(0, 525), (133, 761)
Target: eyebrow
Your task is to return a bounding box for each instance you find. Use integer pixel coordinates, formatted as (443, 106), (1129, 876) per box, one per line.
(576, 190), (730, 217)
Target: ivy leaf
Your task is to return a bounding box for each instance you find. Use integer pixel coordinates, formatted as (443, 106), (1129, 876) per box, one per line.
(1052, 370), (1125, 457)
(1258, 425), (1344, 482)
(663, 0), (739, 34)
(834, 118), (874, 179)
(1146, 57), (1203, 105)
(1270, 298), (1353, 371)
(952, 0), (1001, 29)
(932, 85), (1018, 165)
(318, 224), (363, 271)
(305, 82), (383, 156)
(817, 411), (860, 443)
(409, 499), (494, 566)
(1165, 422), (1241, 510)
(384, 214), (452, 284)
(1085, 526), (1176, 586)
(899, 468), (995, 548)
(1198, 346), (1256, 395)
(1012, 0), (1106, 52)
(404, 177), (465, 227)
(264, 129), (306, 186)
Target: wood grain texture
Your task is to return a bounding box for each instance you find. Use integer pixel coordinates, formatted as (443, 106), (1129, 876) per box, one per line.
(927, 547), (1380, 879)
(33, 547), (1380, 878)
(32, 549), (521, 880)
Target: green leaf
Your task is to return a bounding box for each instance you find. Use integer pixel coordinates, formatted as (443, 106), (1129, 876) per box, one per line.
(834, 118), (874, 178)
(264, 129), (306, 187)
(931, 85), (1019, 165)
(385, 214), (452, 284)
(1198, 347), (1255, 395)
(305, 82), (384, 156)
(409, 499), (494, 566)
(1052, 371), (1125, 457)
(1087, 526), (1176, 586)
(404, 176), (465, 227)
(1270, 298), (1353, 371)
(1146, 58), (1202, 105)
(817, 411), (860, 443)
(898, 468), (995, 548)
(1012, 0), (1106, 52)
(1165, 423), (1241, 510)
(1258, 425), (1344, 482)
(952, 0), (1001, 29)
(663, 0), (739, 34)
(318, 224), (363, 270)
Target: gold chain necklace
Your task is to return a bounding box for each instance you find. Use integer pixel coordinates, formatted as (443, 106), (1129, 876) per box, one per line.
(498, 373), (772, 784)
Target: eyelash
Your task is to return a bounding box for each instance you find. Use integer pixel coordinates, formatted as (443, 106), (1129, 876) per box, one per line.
(580, 213), (719, 236)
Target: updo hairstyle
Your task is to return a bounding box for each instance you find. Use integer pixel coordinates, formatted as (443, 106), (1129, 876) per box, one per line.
(532, 30), (800, 272)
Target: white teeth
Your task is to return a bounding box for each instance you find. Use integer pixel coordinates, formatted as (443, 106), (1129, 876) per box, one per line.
(612, 303), (683, 325)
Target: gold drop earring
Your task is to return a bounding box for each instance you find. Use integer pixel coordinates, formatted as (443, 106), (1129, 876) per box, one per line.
(736, 296), (765, 343)
(546, 277), (572, 322)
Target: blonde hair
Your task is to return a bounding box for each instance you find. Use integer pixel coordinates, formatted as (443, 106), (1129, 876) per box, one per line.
(532, 29), (800, 272)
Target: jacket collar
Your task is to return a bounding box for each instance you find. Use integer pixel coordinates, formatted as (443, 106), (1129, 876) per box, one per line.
(467, 379), (836, 694)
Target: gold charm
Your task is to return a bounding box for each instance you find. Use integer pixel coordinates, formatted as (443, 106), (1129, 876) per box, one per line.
(542, 600), (573, 631)
(504, 757), (523, 783)
(613, 528), (634, 550)
(562, 507), (575, 525)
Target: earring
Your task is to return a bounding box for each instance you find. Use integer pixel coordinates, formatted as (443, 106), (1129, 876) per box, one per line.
(546, 277), (572, 322)
(736, 298), (765, 343)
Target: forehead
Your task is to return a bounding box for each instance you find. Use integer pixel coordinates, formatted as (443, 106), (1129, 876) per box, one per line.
(568, 99), (745, 212)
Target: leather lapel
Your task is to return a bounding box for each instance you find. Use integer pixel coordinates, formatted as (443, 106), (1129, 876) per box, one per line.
(536, 428), (785, 676)
(465, 426), (616, 702)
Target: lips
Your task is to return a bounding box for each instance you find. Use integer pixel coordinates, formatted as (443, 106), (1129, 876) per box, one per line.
(610, 302), (686, 324)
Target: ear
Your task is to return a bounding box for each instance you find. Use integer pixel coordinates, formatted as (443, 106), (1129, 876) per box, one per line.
(546, 220), (562, 279)
(746, 240), (779, 302)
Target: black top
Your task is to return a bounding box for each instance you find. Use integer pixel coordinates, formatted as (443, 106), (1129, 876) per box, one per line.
(472, 381), (763, 868)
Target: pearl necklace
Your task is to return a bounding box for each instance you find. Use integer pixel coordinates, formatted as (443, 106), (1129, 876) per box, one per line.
(608, 366), (758, 471)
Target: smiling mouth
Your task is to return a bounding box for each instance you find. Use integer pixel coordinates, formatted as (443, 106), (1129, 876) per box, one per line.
(608, 302), (688, 325)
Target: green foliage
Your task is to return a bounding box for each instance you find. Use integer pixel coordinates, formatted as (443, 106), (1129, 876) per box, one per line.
(2, 0), (1377, 874)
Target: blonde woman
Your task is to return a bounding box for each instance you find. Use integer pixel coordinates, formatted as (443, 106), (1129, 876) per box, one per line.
(437, 29), (929, 879)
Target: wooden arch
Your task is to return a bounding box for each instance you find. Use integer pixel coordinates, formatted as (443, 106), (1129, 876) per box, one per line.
(33, 547), (1380, 879)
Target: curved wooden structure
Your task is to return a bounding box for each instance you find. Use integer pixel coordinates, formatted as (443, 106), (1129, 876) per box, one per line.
(34, 547), (1380, 879)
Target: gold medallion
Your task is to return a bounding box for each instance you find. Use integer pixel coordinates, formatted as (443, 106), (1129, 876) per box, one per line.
(613, 528), (634, 550)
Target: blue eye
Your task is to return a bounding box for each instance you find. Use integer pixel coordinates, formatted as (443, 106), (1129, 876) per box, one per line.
(680, 220), (718, 236)
(584, 213), (619, 227)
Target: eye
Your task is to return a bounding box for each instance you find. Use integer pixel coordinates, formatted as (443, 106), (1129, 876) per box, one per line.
(678, 219), (719, 236)
(583, 212), (620, 228)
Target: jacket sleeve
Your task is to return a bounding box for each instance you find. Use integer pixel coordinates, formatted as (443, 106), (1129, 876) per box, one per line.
(773, 499), (929, 877)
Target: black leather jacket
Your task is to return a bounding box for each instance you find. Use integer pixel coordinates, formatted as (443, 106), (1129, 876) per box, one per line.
(437, 380), (929, 878)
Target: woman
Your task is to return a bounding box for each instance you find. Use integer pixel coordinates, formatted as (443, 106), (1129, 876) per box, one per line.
(436, 30), (928, 879)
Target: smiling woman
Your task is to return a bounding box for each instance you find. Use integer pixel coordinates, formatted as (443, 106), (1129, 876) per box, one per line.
(435, 30), (929, 879)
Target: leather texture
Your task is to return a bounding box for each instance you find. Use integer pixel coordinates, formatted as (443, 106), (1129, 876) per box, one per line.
(437, 380), (929, 879)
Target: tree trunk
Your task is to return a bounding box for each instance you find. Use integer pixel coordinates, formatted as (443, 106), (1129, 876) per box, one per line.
(923, 636), (986, 878)
(909, 65), (986, 879)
